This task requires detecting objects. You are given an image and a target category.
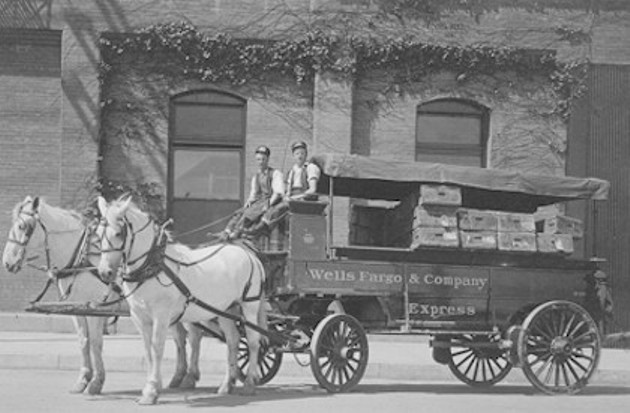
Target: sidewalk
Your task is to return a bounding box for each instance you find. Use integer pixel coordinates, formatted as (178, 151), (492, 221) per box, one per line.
(1, 312), (629, 386)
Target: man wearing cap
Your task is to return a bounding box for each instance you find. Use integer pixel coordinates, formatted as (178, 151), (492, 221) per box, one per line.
(246, 141), (320, 236)
(220, 145), (284, 240)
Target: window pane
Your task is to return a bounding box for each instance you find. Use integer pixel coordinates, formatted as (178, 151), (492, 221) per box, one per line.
(174, 104), (243, 143)
(416, 114), (481, 145)
(173, 150), (241, 200)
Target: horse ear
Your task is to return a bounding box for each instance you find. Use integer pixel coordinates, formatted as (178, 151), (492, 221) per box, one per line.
(119, 196), (132, 213)
(32, 197), (40, 210)
(97, 196), (108, 216)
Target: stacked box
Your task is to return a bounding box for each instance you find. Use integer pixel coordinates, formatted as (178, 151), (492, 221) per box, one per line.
(413, 205), (459, 228)
(411, 205), (459, 249)
(458, 209), (499, 231)
(411, 227), (459, 248)
(540, 215), (584, 239)
(537, 233), (574, 254)
(457, 209), (498, 250)
(497, 212), (536, 233)
(498, 232), (537, 252)
(419, 184), (462, 206)
(495, 212), (536, 252)
(460, 231), (497, 249)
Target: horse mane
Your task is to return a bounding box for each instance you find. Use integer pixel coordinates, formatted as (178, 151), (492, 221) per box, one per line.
(122, 200), (174, 243)
(12, 197), (84, 226)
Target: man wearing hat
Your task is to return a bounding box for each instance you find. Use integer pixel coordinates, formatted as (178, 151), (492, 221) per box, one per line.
(246, 140), (320, 236)
(220, 145), (284, 240)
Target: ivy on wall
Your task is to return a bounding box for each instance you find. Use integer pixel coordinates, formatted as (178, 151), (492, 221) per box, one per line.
(99, 21), (588, 120)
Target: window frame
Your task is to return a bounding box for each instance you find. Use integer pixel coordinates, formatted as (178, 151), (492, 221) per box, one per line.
(167, 90), (247, 212)
(415, 99), (489, 168)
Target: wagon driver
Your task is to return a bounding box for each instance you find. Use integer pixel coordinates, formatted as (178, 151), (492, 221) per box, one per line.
(246, 140), (321, 236)
(219, 145), (284, 241)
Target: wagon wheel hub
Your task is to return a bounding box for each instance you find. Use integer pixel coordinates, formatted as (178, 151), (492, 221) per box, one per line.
(550, 337), (573, 358)
(333, 345), (351, 364)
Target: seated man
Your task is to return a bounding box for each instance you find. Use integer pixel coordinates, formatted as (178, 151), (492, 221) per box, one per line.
(246, 141), (321, 236)
(220, 145), (284, 240)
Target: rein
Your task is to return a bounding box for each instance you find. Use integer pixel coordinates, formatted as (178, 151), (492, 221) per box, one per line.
(11, 206), (118, 305)
(107, 214), (284, 341)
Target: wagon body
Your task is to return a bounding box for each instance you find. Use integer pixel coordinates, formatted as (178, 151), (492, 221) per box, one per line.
(260, 153), (610, 394)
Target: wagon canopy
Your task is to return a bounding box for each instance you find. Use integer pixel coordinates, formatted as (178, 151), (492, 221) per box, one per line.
(311, 153), (610, 212)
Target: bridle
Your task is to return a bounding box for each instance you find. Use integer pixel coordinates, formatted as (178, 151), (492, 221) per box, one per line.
(6, 209), (38, 248)
(99, 214), (154, 269)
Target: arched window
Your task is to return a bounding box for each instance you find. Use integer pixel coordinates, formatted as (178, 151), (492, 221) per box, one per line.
(169, 90), (246, 245)
(416, 99), (489, 167)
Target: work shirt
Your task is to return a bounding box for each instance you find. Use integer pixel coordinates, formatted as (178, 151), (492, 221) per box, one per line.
(248, 167), (284, 203)
(286, 162), (321, 196)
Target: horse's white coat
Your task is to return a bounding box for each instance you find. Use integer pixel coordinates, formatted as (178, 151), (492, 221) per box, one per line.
(97, 196), (266, 405)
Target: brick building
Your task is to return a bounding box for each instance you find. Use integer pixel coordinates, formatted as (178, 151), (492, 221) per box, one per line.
(0, 0), (629, 330)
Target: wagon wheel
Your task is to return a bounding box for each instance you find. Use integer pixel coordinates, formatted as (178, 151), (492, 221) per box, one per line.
(448, 334), (512, 387)
(236, 329), (283, 385)
(517, 300), (601, 395)
(310, 314), (369, 393)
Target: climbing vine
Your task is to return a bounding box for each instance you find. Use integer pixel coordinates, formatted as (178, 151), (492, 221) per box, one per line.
(99, 21), (588, 119)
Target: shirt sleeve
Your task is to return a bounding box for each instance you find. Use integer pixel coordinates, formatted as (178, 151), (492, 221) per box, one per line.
(306, 163), (321, 182)
(271, 169), (285, 195)
(248, 175), (257, 202)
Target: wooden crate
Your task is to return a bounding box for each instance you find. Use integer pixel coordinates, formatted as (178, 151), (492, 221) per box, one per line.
(413, 205), (459, 228)
(537, 233), (574, 254)
(540, 215), (584, 239)
(459, 230), (497, 249)
(419, 184), (462, 206)
(496, 212), (535, 233)
(497, 232), (537, 252)
(411, 227), (459, 248)
(458, 209), (499, 231)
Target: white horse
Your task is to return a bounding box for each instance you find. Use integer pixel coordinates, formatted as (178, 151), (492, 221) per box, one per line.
(96, 195), (267, 405)
(2, 196), (111, 394)
(1, 196), (204, 394)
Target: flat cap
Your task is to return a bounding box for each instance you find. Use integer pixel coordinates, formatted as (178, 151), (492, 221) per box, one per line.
(291, 141), (307, 152)
(254, 145), (271, 156)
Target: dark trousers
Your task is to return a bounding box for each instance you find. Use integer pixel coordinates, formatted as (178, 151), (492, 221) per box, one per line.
(225, 198), (268, 233)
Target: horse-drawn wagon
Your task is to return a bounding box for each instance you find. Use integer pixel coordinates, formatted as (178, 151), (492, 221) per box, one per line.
(255, 153), (610, 395)
(9, 153), (611, 401)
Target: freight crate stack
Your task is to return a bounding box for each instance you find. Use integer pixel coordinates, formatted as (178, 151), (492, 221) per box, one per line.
(410, 185), (460, 249)
(458, 208), (499, 250)
(535, 215), (583, 254)
(497, 212), (537, 252)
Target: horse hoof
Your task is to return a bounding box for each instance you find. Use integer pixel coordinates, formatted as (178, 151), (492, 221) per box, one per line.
(217, 383), (233, 396)
(241, 382), (257, 396)
(136, 394), (158, 405)
(168, 375), (184, 389)
(179, 375), (197, 389)
(69, 382), (88, 394)
(86, 379), (104, 395)
(69, 377), (90, 394)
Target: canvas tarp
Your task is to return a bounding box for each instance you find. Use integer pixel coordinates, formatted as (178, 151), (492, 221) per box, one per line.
(311, 153), (609, 211)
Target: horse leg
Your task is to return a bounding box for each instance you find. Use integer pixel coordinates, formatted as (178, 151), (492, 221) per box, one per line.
(130, 311), (159, 405)
(70, 316), (92, 393)
(85, 316), (106, 395)
(216, 318), (239, 396)
(137, 315), (169, 405)
(168, 323), (187, 388)
(180, 323), (202, 389)
(241, 301), (263, 396)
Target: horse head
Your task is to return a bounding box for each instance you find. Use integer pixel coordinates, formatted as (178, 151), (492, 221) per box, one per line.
(96, 194), (155, 283)
(3, 196), (40, 273)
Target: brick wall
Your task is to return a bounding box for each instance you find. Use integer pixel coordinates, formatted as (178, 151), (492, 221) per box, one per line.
(0, 30), (63, 311)
(353, 69), (566, 176)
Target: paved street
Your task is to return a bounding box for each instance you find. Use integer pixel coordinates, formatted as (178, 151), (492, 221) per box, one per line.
(1, 369), (630, 413)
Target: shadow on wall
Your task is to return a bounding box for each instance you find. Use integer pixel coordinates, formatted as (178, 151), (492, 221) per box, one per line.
(0, 0), (53, 29)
